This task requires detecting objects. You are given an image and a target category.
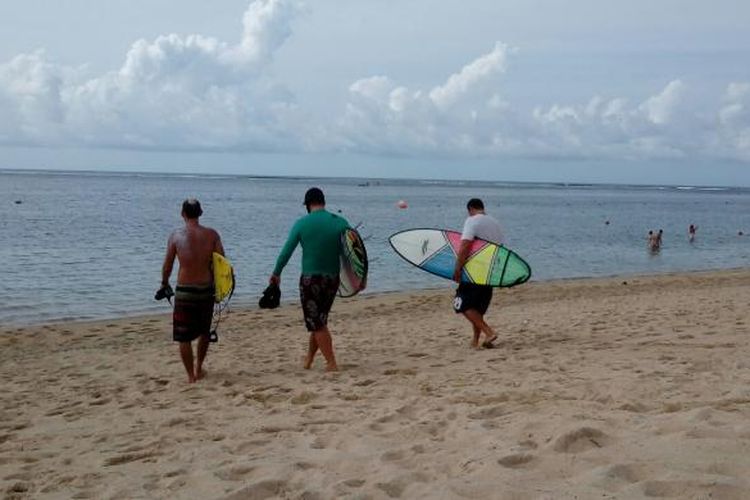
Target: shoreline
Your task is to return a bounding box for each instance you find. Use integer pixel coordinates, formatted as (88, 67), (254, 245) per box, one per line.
(3, 266), (749, 329)
(2, 268), (750, 498)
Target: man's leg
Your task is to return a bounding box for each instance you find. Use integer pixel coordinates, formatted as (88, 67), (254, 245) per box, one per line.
(179, 342), (196, 383)
(304, 333), (319, 369)
(313, 327), (338, 371)
(463, 309), (498, 345)
(195, 335), (209, 380)
(471, 324), (482, 348)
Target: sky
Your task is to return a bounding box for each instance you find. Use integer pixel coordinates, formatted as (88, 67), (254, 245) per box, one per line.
(1, 0), (749, 185)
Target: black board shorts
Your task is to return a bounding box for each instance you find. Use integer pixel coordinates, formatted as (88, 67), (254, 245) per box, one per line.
(299, 275), (339, 332)
(453, 283), (493, 315)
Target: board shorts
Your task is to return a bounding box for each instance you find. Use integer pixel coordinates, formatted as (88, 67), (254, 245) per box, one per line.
(173, 285), (214, 342)
(453, 283), (493, 315)
(299, 275), (339, 332)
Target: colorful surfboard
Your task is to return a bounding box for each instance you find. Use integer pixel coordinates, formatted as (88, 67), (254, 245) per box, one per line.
(339, 228), (368, 297)
(389, 229), (531, 288)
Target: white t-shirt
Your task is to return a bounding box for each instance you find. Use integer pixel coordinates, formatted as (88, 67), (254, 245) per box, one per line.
(461, 213), (504, 244)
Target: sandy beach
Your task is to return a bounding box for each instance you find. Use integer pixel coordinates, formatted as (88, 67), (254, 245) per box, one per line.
(2, 269), (750, 499)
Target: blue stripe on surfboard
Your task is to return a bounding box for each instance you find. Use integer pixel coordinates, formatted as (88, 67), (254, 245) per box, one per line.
(421, 245), (473, 282)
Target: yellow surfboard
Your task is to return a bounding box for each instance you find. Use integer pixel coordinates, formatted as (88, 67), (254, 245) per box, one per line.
(212, 252), (235, 303)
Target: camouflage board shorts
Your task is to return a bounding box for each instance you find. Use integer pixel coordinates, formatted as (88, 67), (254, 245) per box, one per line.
(299, 275), (339, 331)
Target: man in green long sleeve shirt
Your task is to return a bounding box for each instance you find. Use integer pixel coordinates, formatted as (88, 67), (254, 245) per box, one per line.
(270, 188), (350, 371)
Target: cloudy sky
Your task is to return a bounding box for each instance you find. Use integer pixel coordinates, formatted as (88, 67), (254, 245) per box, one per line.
(1, 0), (749, 185)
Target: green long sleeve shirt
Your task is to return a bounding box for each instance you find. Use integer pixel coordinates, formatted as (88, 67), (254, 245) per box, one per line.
(273, 209), (351, 277)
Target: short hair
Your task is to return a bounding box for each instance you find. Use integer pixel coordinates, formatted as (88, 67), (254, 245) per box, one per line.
(304, 187), (326, 207)
(467, 198), (484, 210)
(182, 198), (203, 219)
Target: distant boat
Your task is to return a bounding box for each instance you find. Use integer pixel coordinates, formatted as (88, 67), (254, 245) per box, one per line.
(357, 181), (371, 187)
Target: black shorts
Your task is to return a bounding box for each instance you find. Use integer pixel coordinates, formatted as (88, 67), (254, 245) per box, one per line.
(299, 275), (340, 332)
(173, 285), (214, 342)
(453, 283), (493, 315)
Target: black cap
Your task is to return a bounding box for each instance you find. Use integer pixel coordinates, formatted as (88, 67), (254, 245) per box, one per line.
(303, 187), (325, 206)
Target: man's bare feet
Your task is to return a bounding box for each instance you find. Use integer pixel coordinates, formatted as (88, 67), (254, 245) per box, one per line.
(325, 363), (339, 372)
(481, 335), (498, 348)
(303, 355), (314, 370)
(187, 375), (196, 383)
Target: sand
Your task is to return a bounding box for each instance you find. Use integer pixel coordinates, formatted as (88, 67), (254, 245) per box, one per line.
(1, 269), (750, 499)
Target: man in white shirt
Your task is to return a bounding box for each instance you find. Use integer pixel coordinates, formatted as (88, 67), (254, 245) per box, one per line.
(452, 198), (503, 348)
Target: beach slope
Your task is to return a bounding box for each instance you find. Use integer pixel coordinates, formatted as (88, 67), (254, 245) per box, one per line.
(2, 270), (750, 499)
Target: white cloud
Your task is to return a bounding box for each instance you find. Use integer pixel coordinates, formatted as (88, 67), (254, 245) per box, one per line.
(341, 43), (516, 155)
(428, 42), (510, 109)
(638, 79), (684, 125)
(717, 82), (750, 160)
(0, 0), (303, 150)
(0, 1), (748, 164)
(341, 47), (703, 161)
(0, 50), (69, 143)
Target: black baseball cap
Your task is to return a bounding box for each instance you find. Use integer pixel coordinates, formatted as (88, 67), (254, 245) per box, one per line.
(303, 187), (325, 206)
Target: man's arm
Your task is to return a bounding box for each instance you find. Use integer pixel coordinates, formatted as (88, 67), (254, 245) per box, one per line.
(452, 239), (473, 282)
(161, 234), (177, 286)
(270, 222), (301, 284)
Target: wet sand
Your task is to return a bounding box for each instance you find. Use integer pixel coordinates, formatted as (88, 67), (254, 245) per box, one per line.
(2, 269), (750, 499)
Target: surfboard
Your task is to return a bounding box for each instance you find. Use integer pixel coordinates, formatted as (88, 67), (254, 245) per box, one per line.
(339, 228), (368, 297)
(212, 252), (235, 303)
(389, 229), (531, 288)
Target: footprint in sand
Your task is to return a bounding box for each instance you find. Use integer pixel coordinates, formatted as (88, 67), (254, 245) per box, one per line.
(468, 405), (508, 420)
(497, 453), (535, 468)
(214, 465), (256, 481)
(341, 478), (365, 488)
(601, 463), (649, 485)
(553, 427), (610, 453)
(221, 479), (287, 500)
(102, 450), (159, 466)
(380, 449), (405, 462)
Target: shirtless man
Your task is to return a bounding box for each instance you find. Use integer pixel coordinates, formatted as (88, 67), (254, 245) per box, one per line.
(160, 199), (224, 383)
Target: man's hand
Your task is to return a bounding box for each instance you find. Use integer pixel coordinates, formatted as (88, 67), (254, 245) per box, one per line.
(453, 239), (472, 283)
(269, 274), (281, 286)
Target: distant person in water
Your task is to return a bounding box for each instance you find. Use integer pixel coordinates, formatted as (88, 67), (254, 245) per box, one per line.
(270, 188), (350, 372)
(688, 224), (697, 243)
(648, 230), (660, 252)
(452, 198), (503, 349)
(160, 199), (224, 383)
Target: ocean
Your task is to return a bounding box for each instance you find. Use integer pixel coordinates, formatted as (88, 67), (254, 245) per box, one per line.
(2, 169), (749, 325)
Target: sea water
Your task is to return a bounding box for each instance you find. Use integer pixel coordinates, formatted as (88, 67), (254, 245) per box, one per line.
(1, 170), (749, 324)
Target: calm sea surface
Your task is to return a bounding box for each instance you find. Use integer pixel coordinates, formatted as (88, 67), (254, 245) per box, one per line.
(1, 170), (749, 324)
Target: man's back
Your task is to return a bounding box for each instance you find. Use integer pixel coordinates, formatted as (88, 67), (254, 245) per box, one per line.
(461, 213), (504, 245)
(296, 210), (349, 276)
(172, 224), (219, 285)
